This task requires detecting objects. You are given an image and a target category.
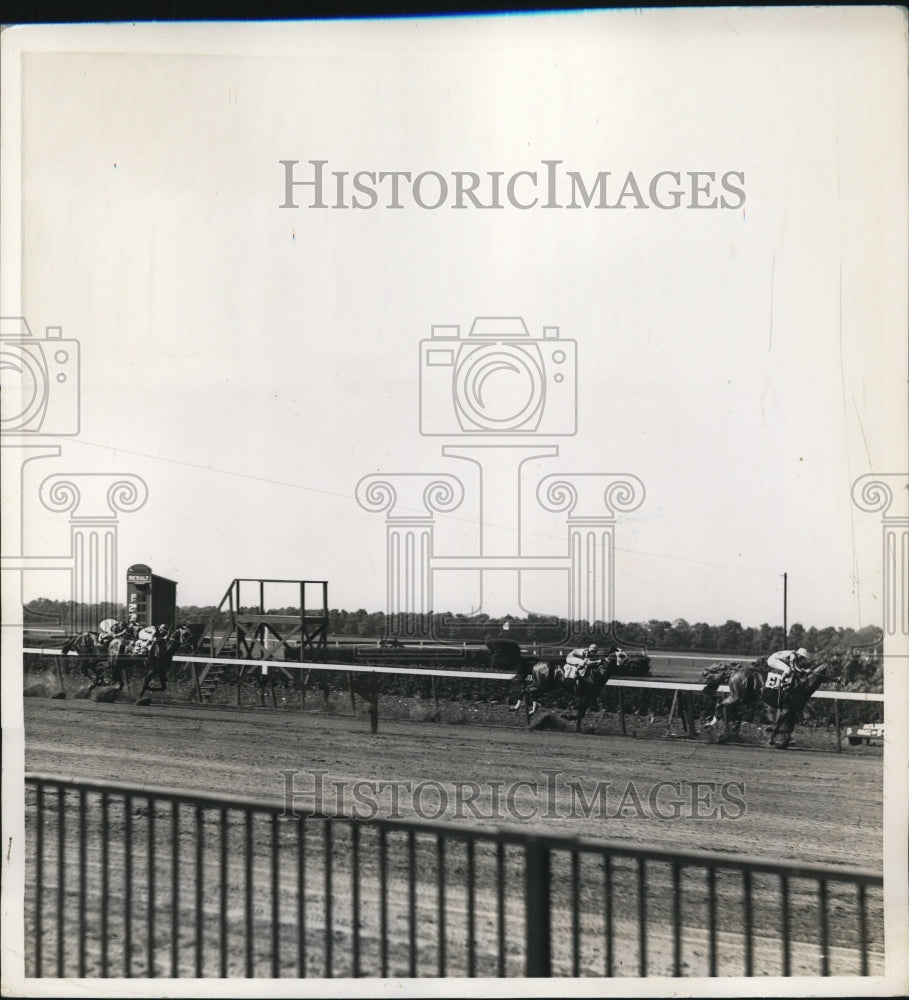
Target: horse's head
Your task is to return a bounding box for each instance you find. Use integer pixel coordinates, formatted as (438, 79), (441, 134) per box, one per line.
(810, 661), (841, 688)
(62, 632), (95, 655)
(173, 623), (195, 651)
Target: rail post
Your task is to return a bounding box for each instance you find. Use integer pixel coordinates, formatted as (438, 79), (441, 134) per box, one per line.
(431, 675), (440, 720)
(524, 837), (552, 977)
(368, 672), (379, 735)
(618, 686), (627, 736)
(686, 692), (697, 739)
(666, 689), (679, 735)
(834, 699), (841, 752)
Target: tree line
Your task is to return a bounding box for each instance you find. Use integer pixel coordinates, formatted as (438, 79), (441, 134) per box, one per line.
(23, 598), (882, 658)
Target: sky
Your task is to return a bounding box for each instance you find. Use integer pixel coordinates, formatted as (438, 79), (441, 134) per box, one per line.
(2, 10), (907, 632)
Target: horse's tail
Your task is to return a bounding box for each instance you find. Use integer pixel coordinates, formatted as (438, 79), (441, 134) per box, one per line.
(702, 661), (733, 682)
(61, 633), (94, 656)
(701, 661), (738, 694)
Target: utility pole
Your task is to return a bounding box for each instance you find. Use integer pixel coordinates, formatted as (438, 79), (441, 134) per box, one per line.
(783, 572), (788, 647)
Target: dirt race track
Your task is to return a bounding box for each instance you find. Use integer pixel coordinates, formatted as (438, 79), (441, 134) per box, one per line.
(21, 698), (885, 978)
(24, 698), (883, 868)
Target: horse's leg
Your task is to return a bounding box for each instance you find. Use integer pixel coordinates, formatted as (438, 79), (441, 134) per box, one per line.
(143, 666), (164, 694)
(771, 712), (793, 749)
(719, 702), (738, 742)
(769, 710), (783, 746)
(528, 685), (539, 717)
(704, 690), (728, 728)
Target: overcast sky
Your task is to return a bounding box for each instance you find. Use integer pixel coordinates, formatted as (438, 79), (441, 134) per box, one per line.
(3, 10), (906, 631)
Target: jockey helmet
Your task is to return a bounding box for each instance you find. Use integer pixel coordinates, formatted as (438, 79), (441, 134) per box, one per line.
(796, 647), (809, 660)
(588, 644), (599, 653)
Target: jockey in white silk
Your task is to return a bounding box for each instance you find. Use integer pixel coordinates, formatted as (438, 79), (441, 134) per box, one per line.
(133, 624), (167, 654)
(563, 644), (601, 680)
(766, 647), (810, 687)
(98, 618), (129, 648)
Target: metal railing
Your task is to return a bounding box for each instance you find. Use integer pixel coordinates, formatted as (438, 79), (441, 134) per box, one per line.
(24, 774), (883, 979)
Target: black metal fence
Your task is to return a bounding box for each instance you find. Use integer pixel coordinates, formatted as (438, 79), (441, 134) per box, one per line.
(24, 774), (883, 979)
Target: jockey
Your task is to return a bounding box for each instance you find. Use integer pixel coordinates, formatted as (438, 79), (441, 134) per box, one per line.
(97, 618), (127, 649)
(134, 623), (164, 653)
(608, 644), (629, 668)
(564, 643), (602, 680)
(767, 647), (810, 688)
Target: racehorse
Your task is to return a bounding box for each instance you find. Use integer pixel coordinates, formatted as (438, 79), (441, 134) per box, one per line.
(487, 638), (623, 731)
(486, 638), (558, 708)
(60, 630), (106, 689)
(60, 619), (134, 690)
(705, 660), (835, 748)
(108, 624), (195, 697)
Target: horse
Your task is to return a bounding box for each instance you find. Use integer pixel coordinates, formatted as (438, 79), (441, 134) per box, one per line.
(705, 660), (835, 748)
(487, 638), (623, 731)
(60, 630), (107, 689)
(136, 624), (195, 697)
(486, 638), (558, 710)
(108, 624), (195, 697)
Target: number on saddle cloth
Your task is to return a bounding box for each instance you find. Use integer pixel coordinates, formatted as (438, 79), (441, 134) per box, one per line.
(563, 651), (587, 681)
(765, 670), (783, 690)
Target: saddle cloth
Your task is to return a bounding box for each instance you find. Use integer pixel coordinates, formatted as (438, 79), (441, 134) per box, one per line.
(764, 668), (793, 692)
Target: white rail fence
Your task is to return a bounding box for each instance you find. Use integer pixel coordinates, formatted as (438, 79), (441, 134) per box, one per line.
(24, 645), (885, 701)
(24, 645), (883, 749)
